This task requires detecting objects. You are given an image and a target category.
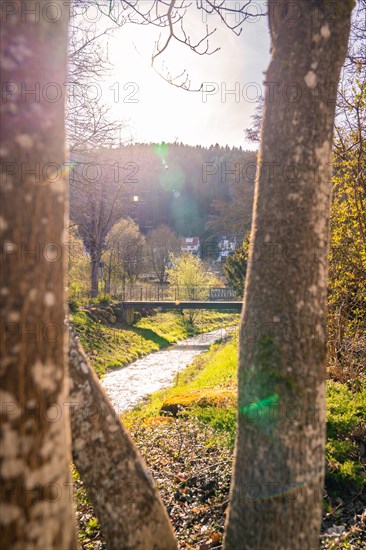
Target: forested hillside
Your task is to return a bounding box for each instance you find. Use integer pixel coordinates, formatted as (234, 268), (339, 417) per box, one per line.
(69, 143), (256, 245)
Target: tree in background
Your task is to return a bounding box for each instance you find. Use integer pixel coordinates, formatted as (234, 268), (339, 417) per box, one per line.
(167, 254), (213, 300)
(167, 253), (215, 323)
(103, 218), (146, 293)
(147, 224), (181, 283)
(67, 3), (127, 152)
(67, 2), (130, 298)
(206, 150), (257, 243)
(223, 237), (250, 298)
(70, 150), (131, 297)
(329, 136), (366, 381)
(68, 228), (91, 297)
(328, 10), (366, 382)
(244, 97), (263, 144)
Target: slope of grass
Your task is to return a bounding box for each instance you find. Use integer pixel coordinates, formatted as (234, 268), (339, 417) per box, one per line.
(125, 336), (366, 496)
(124, 336), (239, 447)
(71, 308), (239, 377)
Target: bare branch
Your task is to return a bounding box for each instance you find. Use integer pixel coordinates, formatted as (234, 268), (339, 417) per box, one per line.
(98, 1), (262, 90)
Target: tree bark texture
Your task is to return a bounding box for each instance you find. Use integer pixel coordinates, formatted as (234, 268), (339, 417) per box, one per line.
(68, 327), (177, 550)
(225, 1), (353, 549)
(0, 2), (78, 548)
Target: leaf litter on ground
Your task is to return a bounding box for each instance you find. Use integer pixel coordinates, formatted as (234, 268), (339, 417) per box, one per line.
(75, 414), (366, 549)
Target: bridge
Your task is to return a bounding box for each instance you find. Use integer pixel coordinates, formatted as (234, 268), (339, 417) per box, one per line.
(121, 300), (242, 321)
(93, 286), (243, 322)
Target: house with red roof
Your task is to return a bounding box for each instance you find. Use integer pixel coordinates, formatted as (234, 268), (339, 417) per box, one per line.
(181, 236), (200, 256)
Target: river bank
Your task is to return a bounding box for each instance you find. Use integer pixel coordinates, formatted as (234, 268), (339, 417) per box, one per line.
(101, 328), (232, 412)
(71, 305), (240, 377)
(121, 335), (365, 550)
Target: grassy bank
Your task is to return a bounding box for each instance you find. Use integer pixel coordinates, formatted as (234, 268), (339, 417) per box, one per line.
(123, 335), (365, 548)
(125, 336), (239, 447)
(126, 334), (365, 497)
(71, 307), (240, 377)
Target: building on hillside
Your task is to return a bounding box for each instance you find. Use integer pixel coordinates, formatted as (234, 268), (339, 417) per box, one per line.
(217, 236), (236, 262)
(181, 236), (200, 256)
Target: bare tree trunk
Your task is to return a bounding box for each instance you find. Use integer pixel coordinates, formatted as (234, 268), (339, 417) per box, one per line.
(90, 244), (100, 298)
(105, 273), (111, 295)
(224, 1), (353, 548)
(0, 2), (78, 548)
(68, 327), (177, 550)
(104, 254), (113, 295)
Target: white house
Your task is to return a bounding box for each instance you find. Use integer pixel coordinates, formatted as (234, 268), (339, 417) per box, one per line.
(217, 236), (236, 262)
(181, 236), (200, 256)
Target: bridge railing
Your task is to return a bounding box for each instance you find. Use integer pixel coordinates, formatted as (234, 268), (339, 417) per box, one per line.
(69, 285), (240, 302)
(120, 285), (240, 302)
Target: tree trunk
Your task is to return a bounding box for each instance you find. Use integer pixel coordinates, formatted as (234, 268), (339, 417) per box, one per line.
(104, 254), (113, 295)
(0, 2), (78, 548)
(68, 327), (177, 550)
(90, 244), (100, 298)
(104, 270), (111, 295)
(224, 1), (353, 548)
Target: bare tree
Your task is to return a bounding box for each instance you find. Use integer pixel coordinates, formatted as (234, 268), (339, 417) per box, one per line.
(224, 2), (354, 547)
(147, 224), (180, 283)
(66, 5), (136, 298)
(69, 150), (136, 297)
(99, 0), (265, 89)
(0, 2), (78, 547)
(103, 217), (146, 293)
(67, 4), (128, 152)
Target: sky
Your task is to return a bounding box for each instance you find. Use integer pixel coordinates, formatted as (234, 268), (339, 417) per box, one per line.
(84, 2), (271, 149)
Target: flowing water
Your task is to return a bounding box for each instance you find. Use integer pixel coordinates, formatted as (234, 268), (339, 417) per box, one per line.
(101, 327), (229, 413)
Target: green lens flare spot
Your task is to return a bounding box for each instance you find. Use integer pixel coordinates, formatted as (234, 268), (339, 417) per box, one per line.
(153, 142), (169, 159)
(159, 165), (185, 193)
(240, 393), (279, 422)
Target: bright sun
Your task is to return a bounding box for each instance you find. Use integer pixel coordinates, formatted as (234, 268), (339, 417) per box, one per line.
(105, 10), (270, 147)
(107, 22), (212, 144)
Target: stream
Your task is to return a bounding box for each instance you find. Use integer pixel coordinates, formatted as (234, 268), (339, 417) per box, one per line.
(101, 327), (229, 413)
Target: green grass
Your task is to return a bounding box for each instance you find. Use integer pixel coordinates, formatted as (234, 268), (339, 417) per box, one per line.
(71, 308), (239, 377)
(72, 466), (102, 549)
(124, 336), (239, 447)
(125, 337), (366, 495)
(183, 338), (238, 386)
(325, 380), (366, 495)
